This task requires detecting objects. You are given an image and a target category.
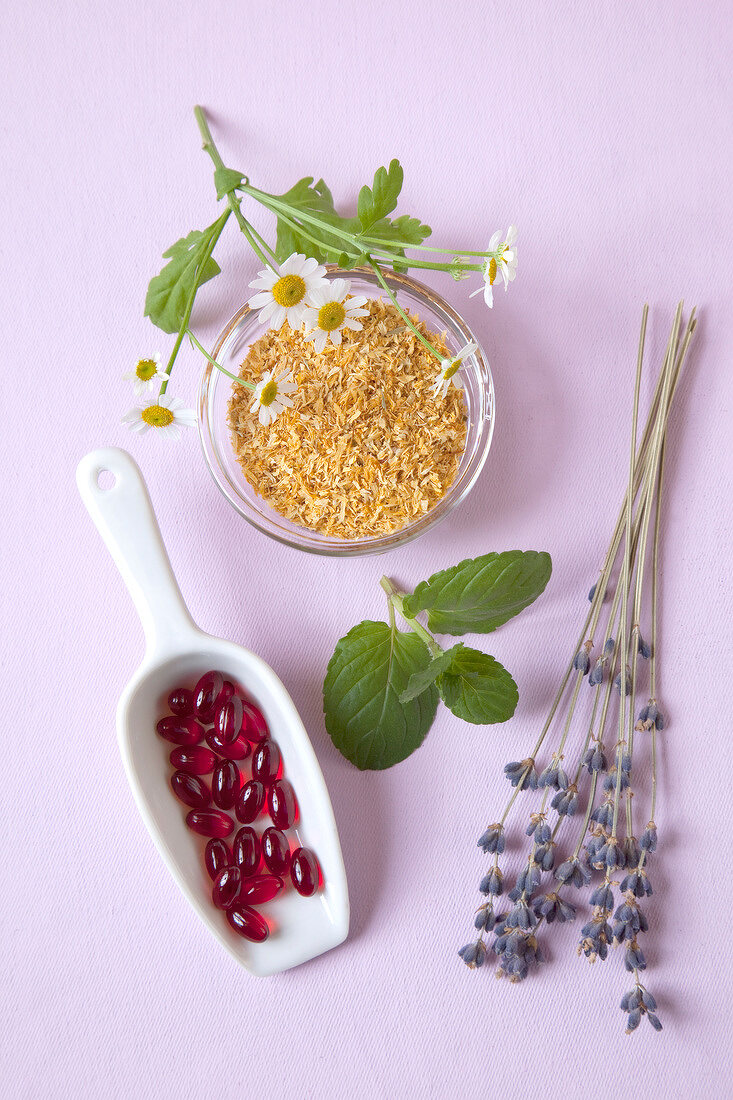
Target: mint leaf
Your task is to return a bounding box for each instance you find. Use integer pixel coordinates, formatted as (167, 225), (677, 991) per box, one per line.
(214, 166), (244, 199)
(438, 648), (518, 724)
(144, 217), (225, 334)
(400, 644), (463, 703)
(323, 620), (439, 770)
(357, 160), (403, 231)
(402, 550), (552, 636)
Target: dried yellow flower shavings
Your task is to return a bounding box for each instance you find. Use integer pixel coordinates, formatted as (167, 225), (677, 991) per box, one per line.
(227, 299), (467, 539)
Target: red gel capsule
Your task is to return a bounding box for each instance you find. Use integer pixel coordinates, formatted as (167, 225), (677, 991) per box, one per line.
(212, 866), (243, 909)
(239, 874), (284, 905)
(205, 730), (251, 761)
(252, 740), (282, 784)
(221, 680), (236, 703)
(291, 847), (322, 896)
(167, 687), (194, 716)
(156, 716), (203, 746)
(242, 702), (269, 743)
(268, 779), (298, 830)
(215, 696), (244, 745)
(226, 905), (269, 942)
(169, 746), (217, 775)
(236, 780), (266, 824)
(186, 810), (234, 839)
(232, 827), (261, 876)
(170, 771), (211, 809)
(212, 760), (241, 810)
(262, 827), (291, 876)
(193, 670), (225, 722)
(204, 838), (232, 881)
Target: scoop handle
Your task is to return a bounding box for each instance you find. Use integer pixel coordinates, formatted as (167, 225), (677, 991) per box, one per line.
(76, 447), (197, 657)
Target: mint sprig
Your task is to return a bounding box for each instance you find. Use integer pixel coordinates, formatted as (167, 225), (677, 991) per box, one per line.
(323, 551), (552, 770)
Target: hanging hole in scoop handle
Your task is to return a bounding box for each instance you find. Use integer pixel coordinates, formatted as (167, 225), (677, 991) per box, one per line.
(76, 447), (196, 657)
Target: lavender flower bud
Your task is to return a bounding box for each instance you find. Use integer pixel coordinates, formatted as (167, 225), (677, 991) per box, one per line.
(641, 989), (657, 1011)
(591, 800), (615, 829)
(526, 813), (546, 837)
(555, 857), (590, 889)
(647, 1012), (663, 1031)
(458, 942), (477, 965)
(551, 785), (579, 816)
(640, 822), (658, 852)
(590, 884), (614, 909)
(589, 660), (604, 686)
(538, 764), (559, 789)
(474, 906), (494, 932)
(637, 632), (651, 659)
(477, 823), (505, 854)
(479, 867), (504, 896)
(626, 1009), (641, 1032)
(615, 666), (632, 695)
(504, 759), (536, 788)
(624, 941), (646, 971)
(573, 649), (591, 674)
(620, 988), (641, 1012)
(604, 638), (616, 657)
(623, 835), (641, 866)
(534, 842), (556, 871)
(588, 583), (597, 602)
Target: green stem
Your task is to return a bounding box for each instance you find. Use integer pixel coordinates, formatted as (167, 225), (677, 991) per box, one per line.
(159, 207), (230, 394)
(186, 329), (255, 390)
(380, 576), (442, 657)
(194, 106), (274, 271)
(369, 260), (443, 359)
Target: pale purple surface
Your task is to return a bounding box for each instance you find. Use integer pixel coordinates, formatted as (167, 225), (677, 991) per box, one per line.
(2, 2), (732, 1097)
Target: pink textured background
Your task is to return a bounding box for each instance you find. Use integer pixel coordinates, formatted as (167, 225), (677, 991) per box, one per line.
(2, 2), (731, 1097)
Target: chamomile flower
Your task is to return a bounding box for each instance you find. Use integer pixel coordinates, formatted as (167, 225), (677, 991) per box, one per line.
(302, 279), (369, 353)
(470, 225), (518, 307)
(123, 353), (169, 396)
(431, 341), (478, 399)
(121, 394), (196, 440)
(248, 254), (328, 330)
(251, 368), (297, 426)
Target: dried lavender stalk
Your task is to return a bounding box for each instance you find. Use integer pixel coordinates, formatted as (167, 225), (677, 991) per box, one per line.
(459, 305), (697, 1033)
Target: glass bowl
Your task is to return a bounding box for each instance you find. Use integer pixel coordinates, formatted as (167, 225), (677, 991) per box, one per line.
(198, 266), (495, 556)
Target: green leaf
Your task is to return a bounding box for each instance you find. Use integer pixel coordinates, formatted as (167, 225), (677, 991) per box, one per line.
(273, 176), (350, 263)
(400, 644), (463, 703)
(357, 160), (403, 231)
(438, 648), (518, 724)
(402, 550), (552, 636)
(361, 213), (432, 247)
(144, 218), (225, 334)
(214, 166), (244, 199)
(323, 620), (439, 770)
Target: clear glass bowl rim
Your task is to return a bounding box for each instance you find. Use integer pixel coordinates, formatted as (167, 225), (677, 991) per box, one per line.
(198, 265), (495, 556)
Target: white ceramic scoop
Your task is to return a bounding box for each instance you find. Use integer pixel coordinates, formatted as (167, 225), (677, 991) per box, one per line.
(76, 447), (349, 975)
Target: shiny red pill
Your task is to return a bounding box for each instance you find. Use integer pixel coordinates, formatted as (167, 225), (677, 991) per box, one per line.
(232, 827), (261, 876)
(226, 905), (269, 942)
(262, 827), (291, 876)
(212, 866), (243, 909)
(239, 874), (284, 905)
(268, 779), (298, 830)
(156, 716), (204, 746)
(186, 810), (234, 839)
(215, 696), (244, 744)
(193, 670), (225, 722)
(212, 759), (241, 810)
(252, 740), (282, 784)
(170, 771), (211, 809)
(291, 847), (322, 896)
(242, 702), (269, 743)
(168, 687), (194, 716)
(236, 780), (266, 824)
(169, 745), (218, 775)
(205, 730), (251, 761)
(221, 680), (236, 704)
(204, 838), (232, 881)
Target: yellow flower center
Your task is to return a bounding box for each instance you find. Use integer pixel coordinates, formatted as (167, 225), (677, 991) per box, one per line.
(259, 379), (278, 407)
(443, 360), (460, 380)
(272, 274), (306, 308)
(141, 404), (175, 427)
(317, 301), (346, 332)
(488, 257), (497, 285)
(136, 358), (157, 381)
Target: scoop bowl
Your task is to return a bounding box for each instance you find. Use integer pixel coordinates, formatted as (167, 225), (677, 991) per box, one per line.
(76, 447), (349, 975)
